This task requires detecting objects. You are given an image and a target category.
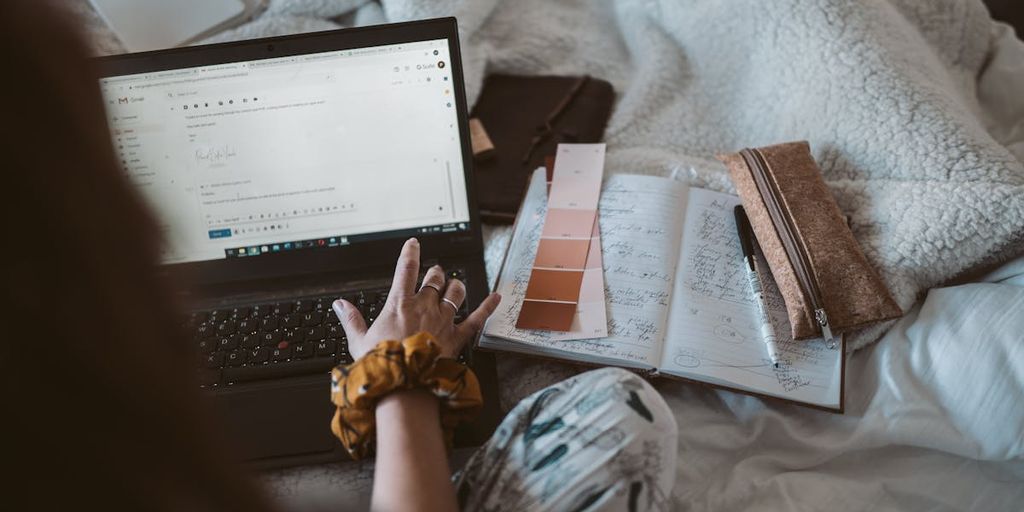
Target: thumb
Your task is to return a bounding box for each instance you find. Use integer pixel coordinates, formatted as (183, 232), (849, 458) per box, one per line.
(332, 299), (367, 342)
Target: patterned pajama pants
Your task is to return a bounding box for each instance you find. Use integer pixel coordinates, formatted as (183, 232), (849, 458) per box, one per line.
(454, 368), (678, 511)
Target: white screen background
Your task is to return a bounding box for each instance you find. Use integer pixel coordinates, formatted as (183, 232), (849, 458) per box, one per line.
(101, 39), (469, 263)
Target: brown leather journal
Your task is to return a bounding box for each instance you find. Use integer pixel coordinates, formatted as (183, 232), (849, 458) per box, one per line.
(719, 141), (902, 342)
(470, 74), (614, 223)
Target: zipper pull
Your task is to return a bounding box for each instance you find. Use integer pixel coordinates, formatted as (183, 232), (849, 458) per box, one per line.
(815, 308), (836, 349)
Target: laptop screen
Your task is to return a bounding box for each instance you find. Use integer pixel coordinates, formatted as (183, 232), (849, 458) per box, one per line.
(99, 39), (470, 264)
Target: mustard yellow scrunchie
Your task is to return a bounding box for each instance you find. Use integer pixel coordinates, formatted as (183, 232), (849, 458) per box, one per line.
(329, 332), (482, 460)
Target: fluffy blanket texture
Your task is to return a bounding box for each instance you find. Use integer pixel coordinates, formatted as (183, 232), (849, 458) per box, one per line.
(197, 0), (1024, 351)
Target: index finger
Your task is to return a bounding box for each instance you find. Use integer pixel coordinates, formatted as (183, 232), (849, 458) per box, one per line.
(455, 292), (501, 341)
(388, 238), (421, 300)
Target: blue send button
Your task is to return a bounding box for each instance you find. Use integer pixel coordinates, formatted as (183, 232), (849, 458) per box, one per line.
(208, 228), (232, 239)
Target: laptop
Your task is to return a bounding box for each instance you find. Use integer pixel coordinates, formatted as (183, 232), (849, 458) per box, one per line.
(94, 18), (501, 469)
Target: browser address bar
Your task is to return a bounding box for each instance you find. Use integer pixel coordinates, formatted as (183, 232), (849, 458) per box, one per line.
(133, 71), (251, 90)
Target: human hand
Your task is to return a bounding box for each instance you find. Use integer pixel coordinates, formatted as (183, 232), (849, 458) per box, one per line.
(332, 238), (501, 360)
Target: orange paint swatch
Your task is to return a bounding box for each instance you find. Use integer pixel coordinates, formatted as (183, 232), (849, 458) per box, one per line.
(534, 239), (591, 269)
(541, 208), (597, 238)
(524, 269), (586, 302)
(517, 301), (577, 331)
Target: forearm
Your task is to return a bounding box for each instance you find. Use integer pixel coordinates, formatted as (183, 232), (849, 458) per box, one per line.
(372, 389), (457, 512)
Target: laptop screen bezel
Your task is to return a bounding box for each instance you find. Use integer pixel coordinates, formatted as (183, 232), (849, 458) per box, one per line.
(93, 18), (483, 286)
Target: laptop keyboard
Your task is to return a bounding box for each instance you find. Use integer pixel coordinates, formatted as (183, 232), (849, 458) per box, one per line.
(187, 268), (469, 388)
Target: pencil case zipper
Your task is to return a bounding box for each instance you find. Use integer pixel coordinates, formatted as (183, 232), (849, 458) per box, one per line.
(739, 148), (835, 345)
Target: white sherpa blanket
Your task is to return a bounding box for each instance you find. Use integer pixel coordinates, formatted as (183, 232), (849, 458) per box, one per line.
(191, 0), (1024, 352)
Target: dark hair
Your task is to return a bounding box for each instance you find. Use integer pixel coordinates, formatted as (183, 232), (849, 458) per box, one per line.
(0, 2), (275, 509)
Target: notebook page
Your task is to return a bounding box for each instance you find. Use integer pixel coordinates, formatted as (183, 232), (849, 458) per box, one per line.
(659, 188), (842, 408)
(482, 170), (687, 368)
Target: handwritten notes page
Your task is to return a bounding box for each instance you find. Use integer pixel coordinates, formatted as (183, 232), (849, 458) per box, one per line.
(481, 169), (686, 369)
(659, 188), (842, 409)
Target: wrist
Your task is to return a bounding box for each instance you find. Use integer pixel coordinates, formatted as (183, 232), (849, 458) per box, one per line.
(376, 388), (440, 420)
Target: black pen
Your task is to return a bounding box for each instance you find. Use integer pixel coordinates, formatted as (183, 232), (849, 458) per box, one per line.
(734, 206), (781, 368)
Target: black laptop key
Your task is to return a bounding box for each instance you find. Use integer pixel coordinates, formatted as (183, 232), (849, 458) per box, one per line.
(247, 347), (269, 364)
(293, 299), (314, 313)
(196, 323), (216, 339)
(272, 302), (293, 316)
(315, 339), (335, 357)
(302, 311), (323, 326)
(260, 317), (279, 331)
(325, 324), (344, 339)
(222, 358), (335, 384)
(304, 326), (325, 341)
(197, 338), (216, 353)
(231, 306), (252, 319)
(283, 328), (303, 343)
(217, 321), (237, 337)
(251, 304), (271, 318)
(225, 350), (245, 367)
(205, 352), (224, 369)
(323, 311), (340, 325)
(240, 334), (260, 349)
(337, 344), (353, 364)
(293, 342), (313, 359)
(271, 346), (291, 362)
(218, 335), (239, 351)
(209, 309), (231, 323)
(237, 319), (258, 335)
(261, 331), (282, 346)
(281, 314), (302, 328)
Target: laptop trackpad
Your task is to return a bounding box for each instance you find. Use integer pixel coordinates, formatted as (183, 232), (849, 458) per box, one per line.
(214, 377), (337, 461)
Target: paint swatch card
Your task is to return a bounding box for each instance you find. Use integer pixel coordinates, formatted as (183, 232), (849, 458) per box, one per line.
(537, 156), (608, 338)
(516, 144), (606, 331)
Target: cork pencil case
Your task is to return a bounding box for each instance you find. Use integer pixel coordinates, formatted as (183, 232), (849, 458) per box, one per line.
(718, 141), (902, 343)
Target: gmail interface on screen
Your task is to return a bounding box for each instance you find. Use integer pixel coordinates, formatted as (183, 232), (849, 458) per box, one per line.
(100, 39), (470, 264)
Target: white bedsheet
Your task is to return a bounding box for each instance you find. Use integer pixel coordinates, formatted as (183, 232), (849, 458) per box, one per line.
(658, 256), (1024, 510)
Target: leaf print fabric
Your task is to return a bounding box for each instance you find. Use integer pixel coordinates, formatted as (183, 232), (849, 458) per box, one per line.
(453, 368), (678, 511)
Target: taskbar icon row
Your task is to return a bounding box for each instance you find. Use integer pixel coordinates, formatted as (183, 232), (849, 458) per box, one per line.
(222, 222), (470, 259)
(225, 235), (349, 258)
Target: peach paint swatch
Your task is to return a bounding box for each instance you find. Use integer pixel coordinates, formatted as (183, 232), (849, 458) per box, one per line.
(516, 144), (606, 331)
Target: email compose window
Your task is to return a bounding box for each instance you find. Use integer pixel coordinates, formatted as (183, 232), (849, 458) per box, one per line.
(100, 40), (469, 263)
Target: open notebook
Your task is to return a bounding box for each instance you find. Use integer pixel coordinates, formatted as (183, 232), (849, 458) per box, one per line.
(481, 169), (845, 411)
